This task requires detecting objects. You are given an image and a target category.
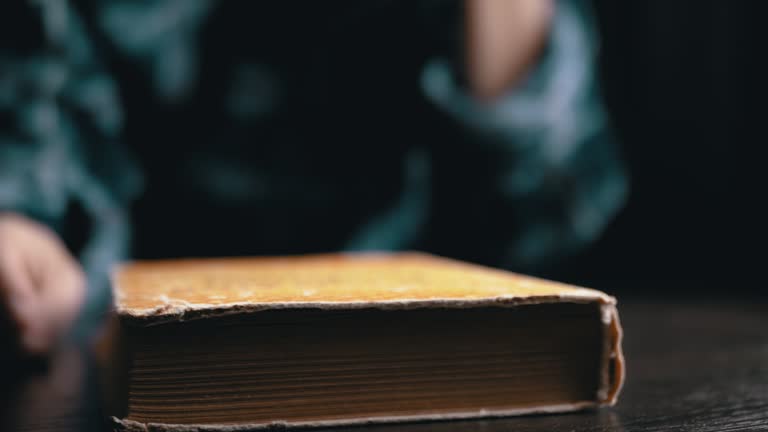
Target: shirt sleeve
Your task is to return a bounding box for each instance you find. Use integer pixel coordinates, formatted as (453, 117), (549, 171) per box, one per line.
(420, 0), (627, 269)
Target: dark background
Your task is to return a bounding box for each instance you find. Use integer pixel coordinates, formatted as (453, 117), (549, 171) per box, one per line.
(118, 0), (766, 296)
(553, 0), (766, 295)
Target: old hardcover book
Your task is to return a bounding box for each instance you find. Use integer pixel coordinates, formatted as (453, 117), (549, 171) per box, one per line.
(104, 253), (624, 431)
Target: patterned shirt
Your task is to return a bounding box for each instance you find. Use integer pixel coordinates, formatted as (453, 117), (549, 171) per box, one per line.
(0, 0), (626, 329)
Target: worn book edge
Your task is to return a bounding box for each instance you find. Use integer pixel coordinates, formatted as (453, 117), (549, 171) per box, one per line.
(112, 253), (617, 327)
(106, 301), (624, 430)
(110, 401), (600, 432)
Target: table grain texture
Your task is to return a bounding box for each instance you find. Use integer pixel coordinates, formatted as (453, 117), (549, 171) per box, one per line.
(2, 300), (767, 431)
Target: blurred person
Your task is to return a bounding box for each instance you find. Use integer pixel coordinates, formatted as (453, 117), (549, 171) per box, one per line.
(0, 0), (626, 355)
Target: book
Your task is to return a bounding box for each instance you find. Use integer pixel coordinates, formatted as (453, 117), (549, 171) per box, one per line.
(103, 253), (624, 431)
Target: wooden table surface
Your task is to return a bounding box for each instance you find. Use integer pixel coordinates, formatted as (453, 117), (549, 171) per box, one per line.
(2, 299), (767, 431)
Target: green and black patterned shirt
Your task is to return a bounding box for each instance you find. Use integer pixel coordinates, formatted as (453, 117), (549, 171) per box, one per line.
(0, 0), (626, 328)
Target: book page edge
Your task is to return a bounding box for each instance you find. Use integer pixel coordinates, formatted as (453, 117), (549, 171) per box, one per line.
(110, 401), (600, 431)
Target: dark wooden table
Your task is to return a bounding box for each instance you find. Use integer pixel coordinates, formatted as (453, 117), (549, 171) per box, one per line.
(2, 299), (767, 431)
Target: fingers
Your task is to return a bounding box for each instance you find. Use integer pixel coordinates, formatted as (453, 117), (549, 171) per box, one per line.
(39, 257), (86, 346)
(13, 263), (85, 355)
(24, 236), (86, 355)
(0, 214), (86, 355)
(0, 246), (49, 354)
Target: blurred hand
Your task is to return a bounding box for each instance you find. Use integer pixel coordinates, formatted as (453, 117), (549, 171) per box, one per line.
(0, 213), (85, 355)
(465, 0), (553, 101)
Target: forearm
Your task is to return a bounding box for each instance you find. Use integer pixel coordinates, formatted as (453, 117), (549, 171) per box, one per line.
(423, 0), (627, 269)
(464, 0), (554, 101)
